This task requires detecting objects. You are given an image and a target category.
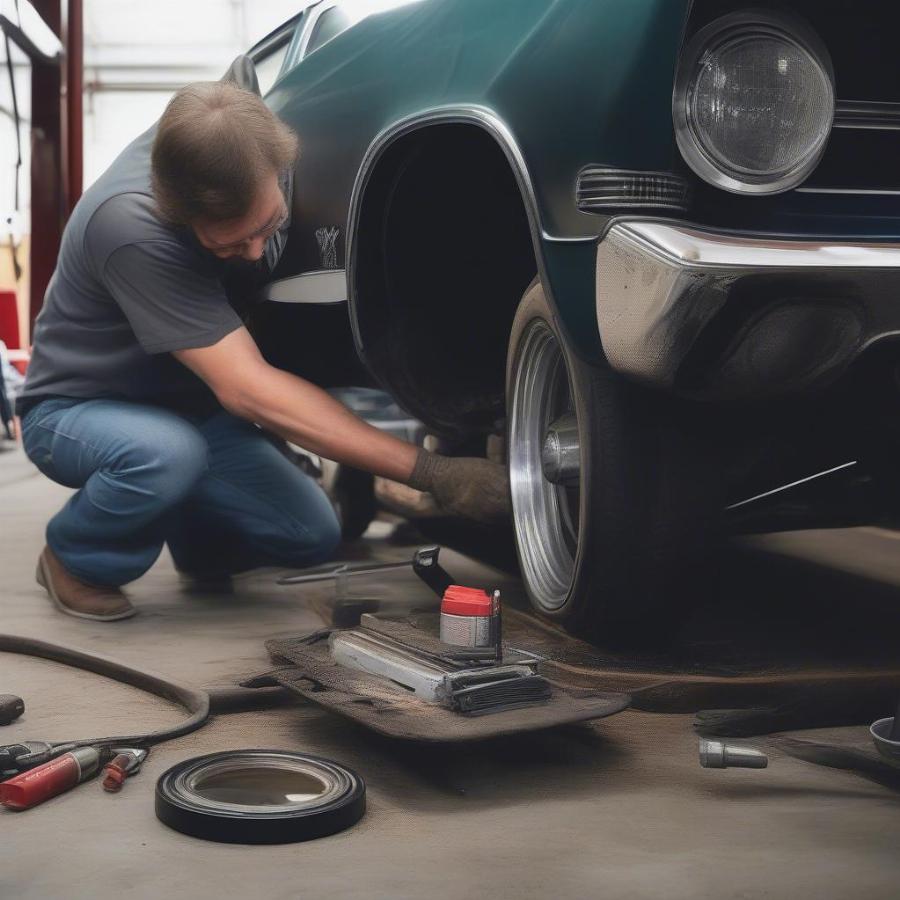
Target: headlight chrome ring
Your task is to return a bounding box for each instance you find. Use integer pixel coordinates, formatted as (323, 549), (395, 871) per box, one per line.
(673, 10), (835, 195)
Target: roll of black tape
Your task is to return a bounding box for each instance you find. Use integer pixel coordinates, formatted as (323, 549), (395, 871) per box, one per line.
(155, 750), (365, 844)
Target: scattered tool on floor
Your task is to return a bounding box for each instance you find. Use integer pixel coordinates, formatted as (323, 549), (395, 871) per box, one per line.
(0, 634), (294, 814)
(102, 748), (149, 792)
(0, 740), (79, 777)
(0, 694), (24, 726)
(699, 739), (768, 770)
(278, 544), (451, 591)
(279, 544), (454, 627)
(0, 746), (101, 810)
(695, 695), (900, 791)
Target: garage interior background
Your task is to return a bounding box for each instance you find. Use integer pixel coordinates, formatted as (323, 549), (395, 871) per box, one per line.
(0, 0), (299, 355)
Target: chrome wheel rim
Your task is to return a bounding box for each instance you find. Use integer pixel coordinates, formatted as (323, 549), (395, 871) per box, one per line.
(509, 320), (581, 612)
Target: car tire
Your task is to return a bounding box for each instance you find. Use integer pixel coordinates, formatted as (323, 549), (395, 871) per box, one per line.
(506, 279), (718, 643)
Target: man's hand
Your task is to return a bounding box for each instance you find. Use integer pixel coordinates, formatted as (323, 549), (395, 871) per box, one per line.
(408, 450), (511, 524)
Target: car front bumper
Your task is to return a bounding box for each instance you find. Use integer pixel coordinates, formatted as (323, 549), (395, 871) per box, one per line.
(595, 220), (900, 398)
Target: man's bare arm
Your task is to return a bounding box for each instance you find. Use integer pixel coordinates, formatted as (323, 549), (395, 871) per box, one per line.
(175, 326), (418, 483)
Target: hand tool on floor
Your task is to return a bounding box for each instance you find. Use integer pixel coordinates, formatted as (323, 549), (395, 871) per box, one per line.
(699, 738), (768, 769)
(0, 694), (24, 725)
(0, 746), (101, 810)
(0, 740), (79, 776)
(280, 545), (457, 628)
(278, 545), (453, 593)
(102, 747), (149, 792)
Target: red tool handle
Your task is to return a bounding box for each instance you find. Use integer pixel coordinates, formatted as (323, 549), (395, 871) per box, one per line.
(0, 754), (80, 810)
(0, 747), (99, 810)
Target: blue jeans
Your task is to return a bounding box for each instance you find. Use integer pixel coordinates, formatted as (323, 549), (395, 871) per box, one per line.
(21, 398), (341, 586)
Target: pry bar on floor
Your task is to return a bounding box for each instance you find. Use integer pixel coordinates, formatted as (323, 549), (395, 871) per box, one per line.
(277, 545), (453, 596)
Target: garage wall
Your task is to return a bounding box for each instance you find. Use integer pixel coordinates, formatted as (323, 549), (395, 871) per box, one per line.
(83, 0), (301, 187)
(1, 0), (301, 346)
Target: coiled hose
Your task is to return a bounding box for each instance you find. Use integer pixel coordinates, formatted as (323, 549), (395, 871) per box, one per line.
(0, 634), (289, 749)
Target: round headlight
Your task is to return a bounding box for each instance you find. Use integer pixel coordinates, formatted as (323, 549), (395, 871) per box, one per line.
(674, 11), (834, 194)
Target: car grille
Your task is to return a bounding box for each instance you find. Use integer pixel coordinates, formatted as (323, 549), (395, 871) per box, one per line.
(687, 0), (900, 195)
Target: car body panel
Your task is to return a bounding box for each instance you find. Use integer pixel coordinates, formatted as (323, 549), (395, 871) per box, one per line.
(254, 0), (900, 404)
(261, 0), (690, 360)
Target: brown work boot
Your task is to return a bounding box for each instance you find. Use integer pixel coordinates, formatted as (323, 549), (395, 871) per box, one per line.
(36, 546), (137, 621)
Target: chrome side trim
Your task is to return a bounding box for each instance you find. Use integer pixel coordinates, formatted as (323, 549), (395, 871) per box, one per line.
(261, 269), (347, 304)
(294, 0), (339, 62)
(609, 222), (900, 271)
(540, 234), (599, 243)
(833, 100), (900, 132)
(595, 219), (900, 392)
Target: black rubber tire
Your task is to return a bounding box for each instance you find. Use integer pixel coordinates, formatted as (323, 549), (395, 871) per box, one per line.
(506, 280), (720, 644)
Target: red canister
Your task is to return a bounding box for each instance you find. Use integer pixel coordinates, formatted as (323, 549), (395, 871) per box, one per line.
(440, 585), (494, 647)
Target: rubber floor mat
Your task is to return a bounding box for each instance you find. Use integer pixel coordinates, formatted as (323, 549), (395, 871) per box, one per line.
(258, 629), (630, 743)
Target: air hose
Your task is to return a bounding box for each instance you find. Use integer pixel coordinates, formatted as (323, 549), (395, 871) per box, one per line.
(0, 633), (288, 749)
(0, 635), (368, 842)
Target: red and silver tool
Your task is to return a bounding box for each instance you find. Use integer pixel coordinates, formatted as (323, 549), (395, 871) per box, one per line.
(0, 746), (101, 810)
(440, 585), (498, 648)
(102, 748), (148, 792)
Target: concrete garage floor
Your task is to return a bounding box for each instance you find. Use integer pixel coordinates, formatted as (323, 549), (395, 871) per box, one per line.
(2, 444), (899, 900)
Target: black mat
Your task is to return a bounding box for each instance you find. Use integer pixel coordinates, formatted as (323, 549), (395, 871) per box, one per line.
(259, 629), (631, 743)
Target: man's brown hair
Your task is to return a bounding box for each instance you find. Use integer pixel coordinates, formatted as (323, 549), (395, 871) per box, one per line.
(151, 81), (299, 225)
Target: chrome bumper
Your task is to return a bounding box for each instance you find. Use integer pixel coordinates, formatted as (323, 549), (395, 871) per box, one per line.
(595, 220), (900, 396)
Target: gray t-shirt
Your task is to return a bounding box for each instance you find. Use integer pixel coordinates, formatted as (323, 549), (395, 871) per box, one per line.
(18, 120), (288, 419)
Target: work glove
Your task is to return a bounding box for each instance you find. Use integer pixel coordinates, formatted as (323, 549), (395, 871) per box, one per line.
(408, 449), (511, 524)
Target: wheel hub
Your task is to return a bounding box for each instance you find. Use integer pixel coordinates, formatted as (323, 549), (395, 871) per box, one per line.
(541, 413), (580, 485)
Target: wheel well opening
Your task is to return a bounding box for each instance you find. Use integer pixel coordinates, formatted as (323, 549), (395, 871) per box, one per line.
(354, 123), (537, 439)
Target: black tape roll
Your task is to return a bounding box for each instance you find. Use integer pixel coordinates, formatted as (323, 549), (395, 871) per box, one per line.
(155, 750), (365, 844)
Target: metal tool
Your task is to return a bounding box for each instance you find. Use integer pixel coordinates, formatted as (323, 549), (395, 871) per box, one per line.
(0, 740), (78, 776)
(0, 746), (101, 810)
(278, 545), (452, 594)
(0, 694), (24, 726)
(699, 739), (768, 769)
(102, 747), (149, 792)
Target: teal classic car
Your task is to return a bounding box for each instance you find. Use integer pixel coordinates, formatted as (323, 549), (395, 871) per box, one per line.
(248, 0), (900, 638)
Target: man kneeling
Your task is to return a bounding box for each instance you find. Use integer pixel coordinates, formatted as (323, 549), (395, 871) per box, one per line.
(18, 78), (508, 621)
